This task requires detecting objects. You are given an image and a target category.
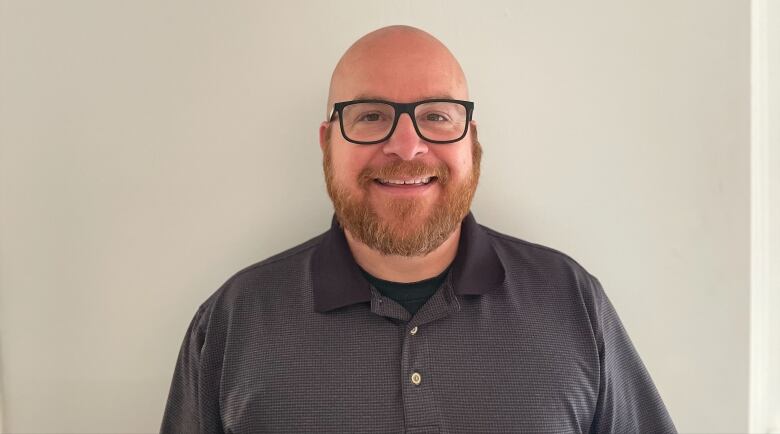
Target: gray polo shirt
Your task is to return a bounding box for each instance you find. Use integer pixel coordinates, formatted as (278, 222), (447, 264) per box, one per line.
(161, 213), (676, 433)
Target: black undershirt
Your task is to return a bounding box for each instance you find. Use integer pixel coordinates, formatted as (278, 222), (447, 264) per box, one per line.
(359, 265), (452, 316)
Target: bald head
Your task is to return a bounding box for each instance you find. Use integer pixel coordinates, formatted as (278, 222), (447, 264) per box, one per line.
(326, 26), (469, 119)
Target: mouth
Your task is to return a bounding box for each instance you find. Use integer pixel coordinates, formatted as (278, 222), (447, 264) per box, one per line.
(373, 176), (437, 187)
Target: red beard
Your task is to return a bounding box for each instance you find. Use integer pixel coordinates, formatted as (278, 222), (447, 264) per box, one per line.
(323, 134), (482, 257)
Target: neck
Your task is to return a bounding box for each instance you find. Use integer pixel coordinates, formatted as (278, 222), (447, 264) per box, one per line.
(344, 225), (461, 283)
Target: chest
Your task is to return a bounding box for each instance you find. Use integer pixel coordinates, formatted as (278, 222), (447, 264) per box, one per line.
(218, 300), (599, 433)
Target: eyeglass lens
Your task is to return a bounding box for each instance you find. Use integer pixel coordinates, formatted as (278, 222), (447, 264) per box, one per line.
(341, 102), (468, 143)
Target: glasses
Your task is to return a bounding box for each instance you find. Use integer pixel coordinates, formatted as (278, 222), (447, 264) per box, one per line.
(328, 99), (474, 145)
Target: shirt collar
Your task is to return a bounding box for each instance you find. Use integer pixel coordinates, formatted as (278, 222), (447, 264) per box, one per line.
(311, 212), (506, 313)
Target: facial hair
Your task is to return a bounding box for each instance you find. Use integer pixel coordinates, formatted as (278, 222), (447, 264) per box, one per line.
(322, 127), (482, 257)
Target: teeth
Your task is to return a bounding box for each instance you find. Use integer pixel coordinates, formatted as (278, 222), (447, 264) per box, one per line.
(378, 177), (432, 185)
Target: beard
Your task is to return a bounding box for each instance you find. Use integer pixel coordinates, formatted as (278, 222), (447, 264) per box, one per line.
(322, 126), (482, 257)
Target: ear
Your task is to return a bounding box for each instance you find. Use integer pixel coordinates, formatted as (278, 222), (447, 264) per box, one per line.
(318, 121), (330, 152)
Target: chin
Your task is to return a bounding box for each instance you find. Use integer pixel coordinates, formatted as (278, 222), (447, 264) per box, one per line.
(373, 201), (434, 224)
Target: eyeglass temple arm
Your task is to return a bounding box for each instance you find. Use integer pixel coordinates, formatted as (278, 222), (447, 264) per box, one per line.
(327, 105), (338, 122)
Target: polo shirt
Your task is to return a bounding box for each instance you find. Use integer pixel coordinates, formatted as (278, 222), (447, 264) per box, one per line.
(161, 212), (677, 433)
(359, 265), (451, 316)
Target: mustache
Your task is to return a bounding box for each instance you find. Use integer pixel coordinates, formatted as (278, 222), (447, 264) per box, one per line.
(358, 160), (450, 186)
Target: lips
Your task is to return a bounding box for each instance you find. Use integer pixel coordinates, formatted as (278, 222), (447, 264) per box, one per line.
(375, 177), (435, 186)
(358, 160), (449, 189)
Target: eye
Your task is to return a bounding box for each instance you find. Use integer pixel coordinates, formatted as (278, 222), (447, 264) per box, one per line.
(357, 112), (383, 122)
(421, 112), (452, 122)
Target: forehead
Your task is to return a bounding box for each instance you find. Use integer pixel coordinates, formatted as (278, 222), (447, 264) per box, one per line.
(329, 33), (468, 104)
(341, 66), (465, 103)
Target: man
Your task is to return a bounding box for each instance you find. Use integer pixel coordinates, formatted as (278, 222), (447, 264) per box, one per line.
(161, 26), (676, 433)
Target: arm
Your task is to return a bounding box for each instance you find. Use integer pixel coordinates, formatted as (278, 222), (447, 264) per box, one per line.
(160, 304), (225, 434)
(587, 273), (677, 434)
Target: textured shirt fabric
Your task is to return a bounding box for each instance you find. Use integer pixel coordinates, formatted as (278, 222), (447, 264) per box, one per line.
(359, 265), (450, 316)
(161, 212), (677, 434)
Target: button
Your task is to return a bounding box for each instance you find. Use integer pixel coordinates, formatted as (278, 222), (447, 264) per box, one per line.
(410, 326), (418, 335)
(411, 372), (422, 385)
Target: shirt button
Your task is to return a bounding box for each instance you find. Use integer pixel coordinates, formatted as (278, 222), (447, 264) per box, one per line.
(410, 326), (418, 335)
(411, 372), (422, 385)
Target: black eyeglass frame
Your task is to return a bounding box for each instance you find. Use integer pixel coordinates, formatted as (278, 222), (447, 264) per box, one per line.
(328, 99), (475, 145)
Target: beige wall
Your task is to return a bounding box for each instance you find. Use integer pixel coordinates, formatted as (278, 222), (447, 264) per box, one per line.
(0, 1), (750, 433)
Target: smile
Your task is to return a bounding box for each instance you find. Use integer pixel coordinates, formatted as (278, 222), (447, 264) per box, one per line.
(375, 177), (435, 186)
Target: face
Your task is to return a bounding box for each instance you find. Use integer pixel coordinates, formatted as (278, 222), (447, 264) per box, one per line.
(319, 28), (481, 257)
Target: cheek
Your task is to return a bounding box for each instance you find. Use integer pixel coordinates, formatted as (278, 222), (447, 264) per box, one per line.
(445, 148), (473, 181)
(461, 153), (471, 169)
(330, 145), (374, 181)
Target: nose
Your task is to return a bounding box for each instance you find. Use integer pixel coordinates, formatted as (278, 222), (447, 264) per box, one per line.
(382, 113), (428, 160)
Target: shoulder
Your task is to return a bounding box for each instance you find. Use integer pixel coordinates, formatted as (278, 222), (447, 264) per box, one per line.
(479, 223), (611, 332)
(227, 231), (325, 288)
(480, 223), (597, 285)
(194, 230), (328, 322)
(478, 223), (612, 344)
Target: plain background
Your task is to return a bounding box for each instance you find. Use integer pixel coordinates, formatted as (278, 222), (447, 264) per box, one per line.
(0, 1), (756, 433)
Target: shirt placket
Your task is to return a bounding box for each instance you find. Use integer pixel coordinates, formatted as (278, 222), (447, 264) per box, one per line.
(370, 279), (461, 434)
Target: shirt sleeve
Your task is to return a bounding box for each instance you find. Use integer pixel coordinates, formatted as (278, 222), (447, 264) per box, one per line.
(160, 303), (225, 434)
(586, 273), (677, 434)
